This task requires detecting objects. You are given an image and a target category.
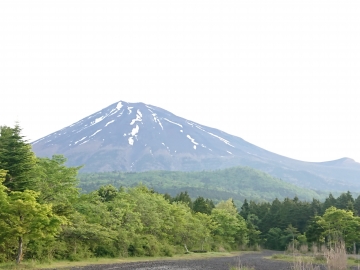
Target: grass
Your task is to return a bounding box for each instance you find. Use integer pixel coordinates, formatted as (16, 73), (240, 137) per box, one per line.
(0, 251), (247, 270)
(229, 257), (255, 270)
(229, 267), (255, 270)
(269, 241), (359, 270)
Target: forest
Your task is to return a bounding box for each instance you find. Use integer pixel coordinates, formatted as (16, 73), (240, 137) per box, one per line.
(78, 166), (325, 206)
(1, 124), (360, 265)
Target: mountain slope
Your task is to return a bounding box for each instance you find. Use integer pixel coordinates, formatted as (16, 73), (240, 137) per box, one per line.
(32, 100), (360, 191)
(78, 166), (324, 204)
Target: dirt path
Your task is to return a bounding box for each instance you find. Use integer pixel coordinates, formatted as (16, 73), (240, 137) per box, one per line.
(65, 250), (294, 270)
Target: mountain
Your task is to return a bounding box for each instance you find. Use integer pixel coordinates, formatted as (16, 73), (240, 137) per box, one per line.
(32, 100), (360, 191)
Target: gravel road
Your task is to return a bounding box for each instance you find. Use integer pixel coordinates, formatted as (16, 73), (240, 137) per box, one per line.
(47, 250), (360, 270)
(65, 250), (294, 270)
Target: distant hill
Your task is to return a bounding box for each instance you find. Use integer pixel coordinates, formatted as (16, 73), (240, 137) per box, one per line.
(32, 100), (360, 192)
(78, 166), (325, 205)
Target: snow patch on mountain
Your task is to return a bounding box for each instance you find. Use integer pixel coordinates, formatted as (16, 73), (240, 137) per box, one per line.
(75, 136), (87, 145)
(130, 125), (139, 136)
(152, 114), (164, 130)
(163, 118), (183, 128)
(116, 101), (123, 111)
(79, 139), (89, 145)
(109, 108), (118, 116)
(117, 111), (124, 118)
(128, 125), (140, 146)
(206, 131), (234, 147)
(195, 125), (234, 147)
(91, 115), (106, 126)
(130, 110), (143, 125)
(128, 137), (134, 145)
(187, 135), (199, 148)
(90, 129), (102, 137)
(105, 120), (115, 127)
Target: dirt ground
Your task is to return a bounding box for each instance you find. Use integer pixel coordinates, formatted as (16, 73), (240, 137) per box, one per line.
(65, 250), (295, 270)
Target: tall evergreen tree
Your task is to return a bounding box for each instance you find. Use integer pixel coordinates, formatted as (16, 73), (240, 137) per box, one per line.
(0, 124), (36, 191)
(322, 193), (337, 212)
(172, 191), (193, 208)
(239, 199), (250, 219)
(336, 191), (354, 210)
(193, 196), (214, 215)
(354, 195), (360, 215)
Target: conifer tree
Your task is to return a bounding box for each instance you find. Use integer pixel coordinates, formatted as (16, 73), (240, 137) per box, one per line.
(193, 196), (214, 215)
(0, 124), (37, 191)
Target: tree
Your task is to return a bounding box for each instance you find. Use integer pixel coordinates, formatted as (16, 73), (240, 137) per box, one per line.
(240, 199), (250, 219)
(306, 216), (325, 244)
(0, 178), (65, 263)
(322, 193), (337, 212)
(172, 191), (193, 208)
(354, 195), (360, 215)
(35, 155), (80, 216)
(215, 198), (238, 215)
(316, 206), (360, 248)
(193, 196), (214, 215)
(245, 214), (261, 247)
(336, 191), (354, 210)
(265, 228), (284, 250)
(0, 124), (37, 191)
(211, 200), (248, 246)
(284, 224), (299, 251)
(97, 184), (118, 202)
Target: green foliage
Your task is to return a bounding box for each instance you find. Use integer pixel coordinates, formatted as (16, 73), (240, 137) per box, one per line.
(193, 196), (215, 215)
(78, 166), (324, 204)
(240, 191), (360, 251)
(0, 124), (37, 191)
(211, 199), (248, 248)
(34, 155), (80, 217)
(171, 191), (193, 208)
(0, 184), (65, 263)
(316, 206), (360, 247)
(3, 123), (360, 265)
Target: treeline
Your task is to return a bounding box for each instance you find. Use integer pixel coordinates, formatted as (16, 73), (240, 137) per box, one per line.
(0, 125), (249, 264)
(239, 192), (360, 251)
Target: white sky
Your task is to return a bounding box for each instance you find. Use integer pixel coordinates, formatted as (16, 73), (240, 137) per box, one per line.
(1, 0), (360, 163)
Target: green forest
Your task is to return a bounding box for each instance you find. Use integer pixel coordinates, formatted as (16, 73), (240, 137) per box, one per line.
(2, 124), (360, 266)
(78, 166), (325, 206)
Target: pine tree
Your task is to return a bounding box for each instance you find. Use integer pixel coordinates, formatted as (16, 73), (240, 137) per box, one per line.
(0, 124), (37, 191)
(193, 196), (214, 215)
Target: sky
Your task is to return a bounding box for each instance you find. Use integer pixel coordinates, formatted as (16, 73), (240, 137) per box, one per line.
(1, 0), (359, 163)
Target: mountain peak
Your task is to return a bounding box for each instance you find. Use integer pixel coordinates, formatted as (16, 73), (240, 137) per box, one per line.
(32, 100), (245, 171)
(32, 100), (360, 192)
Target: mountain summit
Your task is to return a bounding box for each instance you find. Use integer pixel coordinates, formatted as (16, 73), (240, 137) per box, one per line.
(32, 100), (360, 191)
(32, 101), (255, 171)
